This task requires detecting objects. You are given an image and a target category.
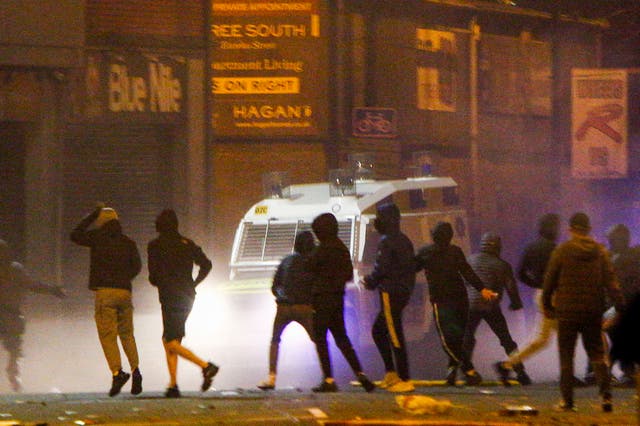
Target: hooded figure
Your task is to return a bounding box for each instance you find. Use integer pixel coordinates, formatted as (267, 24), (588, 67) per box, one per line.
(542, 212), (623, 412)
(517, 213), (560, 289)
(308, 212), (374, 393)
(257, 230), (317, 391)
(415, 221), (496, 386)
(363, 203), (416, 392)
(147, 208), (218, 398)
(463, 232), (528, 385)
(70, 204), (142, 397)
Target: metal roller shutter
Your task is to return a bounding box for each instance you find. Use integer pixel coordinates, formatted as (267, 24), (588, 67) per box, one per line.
(62, 124), (173, 290)
(0, 122), (27, 262)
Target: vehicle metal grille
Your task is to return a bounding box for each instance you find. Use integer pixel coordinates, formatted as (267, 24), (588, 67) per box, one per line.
(235, 219), (353, 263)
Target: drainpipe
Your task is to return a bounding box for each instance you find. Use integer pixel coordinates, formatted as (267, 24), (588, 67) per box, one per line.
(469, 18), (481, 236)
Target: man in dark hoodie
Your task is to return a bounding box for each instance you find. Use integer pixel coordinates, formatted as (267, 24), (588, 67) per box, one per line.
(363, 203), (416, 392)
(601, 224), (640, 386)
(71, 204), (142, 397)
(309, 213), (375, 393)
(147, 209), (218, 398)
(0, 239), (65, 392)
(415, 221), (497, 386)
(542, 212), (623, 412)
(257, 230), (317, 391)
(463, 232), (529, 386)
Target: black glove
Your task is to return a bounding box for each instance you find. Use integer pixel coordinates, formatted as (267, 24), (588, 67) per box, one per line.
(509, 302), (523, 311)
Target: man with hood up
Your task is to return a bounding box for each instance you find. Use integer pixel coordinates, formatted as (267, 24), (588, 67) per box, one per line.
(415, 221), (497, 386)
(363, 203), (416, 392)
(0, 239), (65, 392)
(147, 209), (218, 398)
(71, 203), (143, 397)
(601, 223), (640, 386)
(463, 232), (529, 386)
(542, 212), (623, 412)
(257, 230), (317, 391)
(309, 213), (375, 393)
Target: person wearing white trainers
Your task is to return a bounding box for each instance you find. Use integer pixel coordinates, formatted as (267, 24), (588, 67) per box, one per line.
(257, 231), (317, 391)
(362, 203), (416, 393)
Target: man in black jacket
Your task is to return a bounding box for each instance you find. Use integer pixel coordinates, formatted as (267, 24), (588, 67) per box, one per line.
(494, 213), (560, 385)
(71, 204), (142, 397)
(0, 239), (65, 392)
(363, 203), (416, 392)
(147, 209), (218, 398)
(257, 231), (317, 391)
(309, 213), (374, 393)
(415, 221), (497, 386)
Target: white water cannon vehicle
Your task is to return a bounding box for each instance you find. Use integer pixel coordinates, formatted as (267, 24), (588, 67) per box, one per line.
(228, 171), (471, 346)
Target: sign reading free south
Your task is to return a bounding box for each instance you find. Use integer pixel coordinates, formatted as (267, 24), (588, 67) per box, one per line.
(210, 0), (329, 137)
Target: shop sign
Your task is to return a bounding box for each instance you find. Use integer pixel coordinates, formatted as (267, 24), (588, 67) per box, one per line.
(210, 0), (329, 137)
(85, 51), (186, 119)
(571, 69), (628, 179)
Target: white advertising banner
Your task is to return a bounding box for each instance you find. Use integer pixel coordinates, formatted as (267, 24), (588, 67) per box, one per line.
(571, 69), (628, 178)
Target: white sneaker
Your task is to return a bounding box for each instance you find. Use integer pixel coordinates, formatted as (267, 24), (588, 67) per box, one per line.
(378, 372), (401, 389)
(387, 380), (415, 393)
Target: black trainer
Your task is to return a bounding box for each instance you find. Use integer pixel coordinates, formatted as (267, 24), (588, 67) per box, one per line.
(201, 362), (219, 392)
(464, 370), (482, 386)
(357, 373), (375, 393)
(493, 362), (511, 387)
(312, 380), (338, 392)
(131, 368), (143, 395)
(602, 393), (613, 413)
(517, 371), (532, 386)
(445, 366), (457, 386)
(165, 385), (181, 398)
(109, 370), (130, 397)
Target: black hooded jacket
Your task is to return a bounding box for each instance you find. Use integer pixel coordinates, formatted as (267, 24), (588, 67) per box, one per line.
(517, 214), (558, 289)
(364, 203), (416, 297)
(415, 221), (485, 306)
(309, 213), (353, 298)
(71, 210), (141, 291)
(271, 231), (316, 305)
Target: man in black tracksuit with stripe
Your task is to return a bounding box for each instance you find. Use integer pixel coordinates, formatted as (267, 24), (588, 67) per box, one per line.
(363, 203), (416, 392)
(415, 221), (497, 385)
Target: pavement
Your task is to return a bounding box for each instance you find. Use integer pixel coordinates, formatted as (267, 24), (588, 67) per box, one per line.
(0, 381), (637, 426)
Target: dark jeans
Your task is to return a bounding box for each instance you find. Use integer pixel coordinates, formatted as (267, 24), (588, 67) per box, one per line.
(463, 305), (518, 360)
(372, 292), (410, 380)
(433, 302), (474, 373)
(558, 317), (611, 404)
(268, 304), (315, 373)
(314, 295), (363, 379)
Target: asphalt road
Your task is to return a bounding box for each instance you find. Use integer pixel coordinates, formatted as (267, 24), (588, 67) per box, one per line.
(0, 382), (637, 425)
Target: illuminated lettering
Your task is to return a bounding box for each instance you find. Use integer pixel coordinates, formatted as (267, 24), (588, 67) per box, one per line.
(211, 24), (243, 38)
(232, 105), (312, 119)
(108, 64), (146, 112)
(245, 24), (307, 37)
(149, 63), (182, 112)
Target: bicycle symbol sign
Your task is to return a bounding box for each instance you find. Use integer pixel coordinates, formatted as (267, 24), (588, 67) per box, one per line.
(352, 107), (397, 138)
